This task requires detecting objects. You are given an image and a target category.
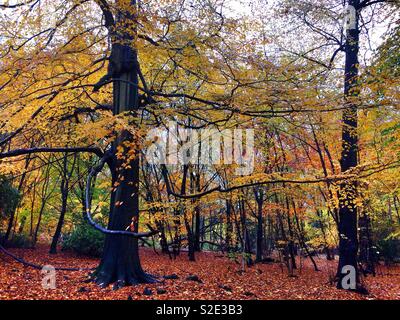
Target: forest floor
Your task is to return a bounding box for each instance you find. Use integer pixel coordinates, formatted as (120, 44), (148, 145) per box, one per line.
(0, 245), (399, 300)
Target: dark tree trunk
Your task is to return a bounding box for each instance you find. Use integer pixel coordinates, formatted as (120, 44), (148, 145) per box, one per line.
(3, 153), (30, 245)
(29, 182), (37, 239)
(94, 153), (155, 287)
(159, 225), (170, 255)
(239, 198), (252, 266)
(336, 0), (364, 292)
(33, 161), (52, 246)
(182, 165), (195, 261)
(193, 165), (201, 252)
(194, 208), (201, 251)
(255, 189), (264, 263)
(316, 209), (334, 260)
(3, 211), (15, 245)
(225, 199), (233, 252)
(50, 154), (71, 254)
(93, 3), (156, 285)
(285, 198), (297, 270)
(276, 199), (294, 276)
(33, 201), (46, 246)
(186, 221), (196, 262)
(292, 201), (319, 271)
(17, 216), (26, 234)
(49, 184), (67, 254)
(359, 212), (376, 276)
(93, 51), (156, 287)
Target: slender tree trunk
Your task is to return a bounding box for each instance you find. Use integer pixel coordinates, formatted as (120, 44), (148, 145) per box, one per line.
(33, 161), (52, 246)
(182, 165), (195, 261)
(393, 195), (400, 223)
(3, 154), (30, 245)
(239, 198), (252, 266)
(17, 216), (26, 235)
(316, 209), (333, 260)
(29, 182), (37, 239)
(194, 184), (201, 251)
(33, 201), (45, 246)
(158, 223), (170, 255)
(184, 211), (196, 261)
(285, 198), (297, 270)
(225, 199), (233, 252)
(276, 200), (293, 276)
(292, 201), (319, 271)
(50, 155), (69, 254)
(359, 211), (375, 276)
(255, 189), (264, 262)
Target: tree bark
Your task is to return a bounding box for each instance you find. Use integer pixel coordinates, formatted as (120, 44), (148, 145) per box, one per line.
(336, 0), (364, 292)
(225, 199), (233, 252)
(93, 2), (156, 287)
(50, 154), (72, 254)
(255, 188), (264, 262)
(93, 68), (156, 288)
(194, 172), (201, 252)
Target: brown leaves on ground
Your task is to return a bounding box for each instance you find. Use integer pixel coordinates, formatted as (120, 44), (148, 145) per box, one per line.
(1, 246), (399, 300)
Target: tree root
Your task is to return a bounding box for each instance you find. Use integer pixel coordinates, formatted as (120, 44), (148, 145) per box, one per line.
(91, 268), (159, 289)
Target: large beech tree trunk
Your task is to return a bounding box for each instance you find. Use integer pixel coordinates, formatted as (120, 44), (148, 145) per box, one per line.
(94, 145), (154, 287)
(336, 0), (364, 292)
(93, 60), (155, 288)
(93, 2), (155, 287)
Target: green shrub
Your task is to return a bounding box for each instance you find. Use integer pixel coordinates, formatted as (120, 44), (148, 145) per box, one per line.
(62, 220), (105, 257)
(0, 176), (20, 219)
(377, 238), (400, 265)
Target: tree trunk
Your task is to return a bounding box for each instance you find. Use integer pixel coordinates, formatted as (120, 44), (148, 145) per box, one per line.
(336, 0), (364, 292)
(239, 198), (252, 266)
(3, 153), (30, 245)
(255, 189), (264, 262)
(193, 161), (201, 252)
(225, 199), (233, 252)
(316, 209), (334, 260)
(94, 157), (155, 287)
(33, 161), (52, 246)
(286, 198), (297, 270)
(93, 5), (155, 285)
(33, 201), (46, 246)
(293, 202), (319, 271)
(50, 155), (69, 254)
(182, 165), (195, 261)
(359, 212), (375, 276)
(159, 224), (170, 255)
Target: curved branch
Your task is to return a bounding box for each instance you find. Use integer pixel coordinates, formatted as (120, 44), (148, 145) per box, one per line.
(94, 0), (115, 31)
(85, 156), (159, 238)
(161, 160), (400, 200)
